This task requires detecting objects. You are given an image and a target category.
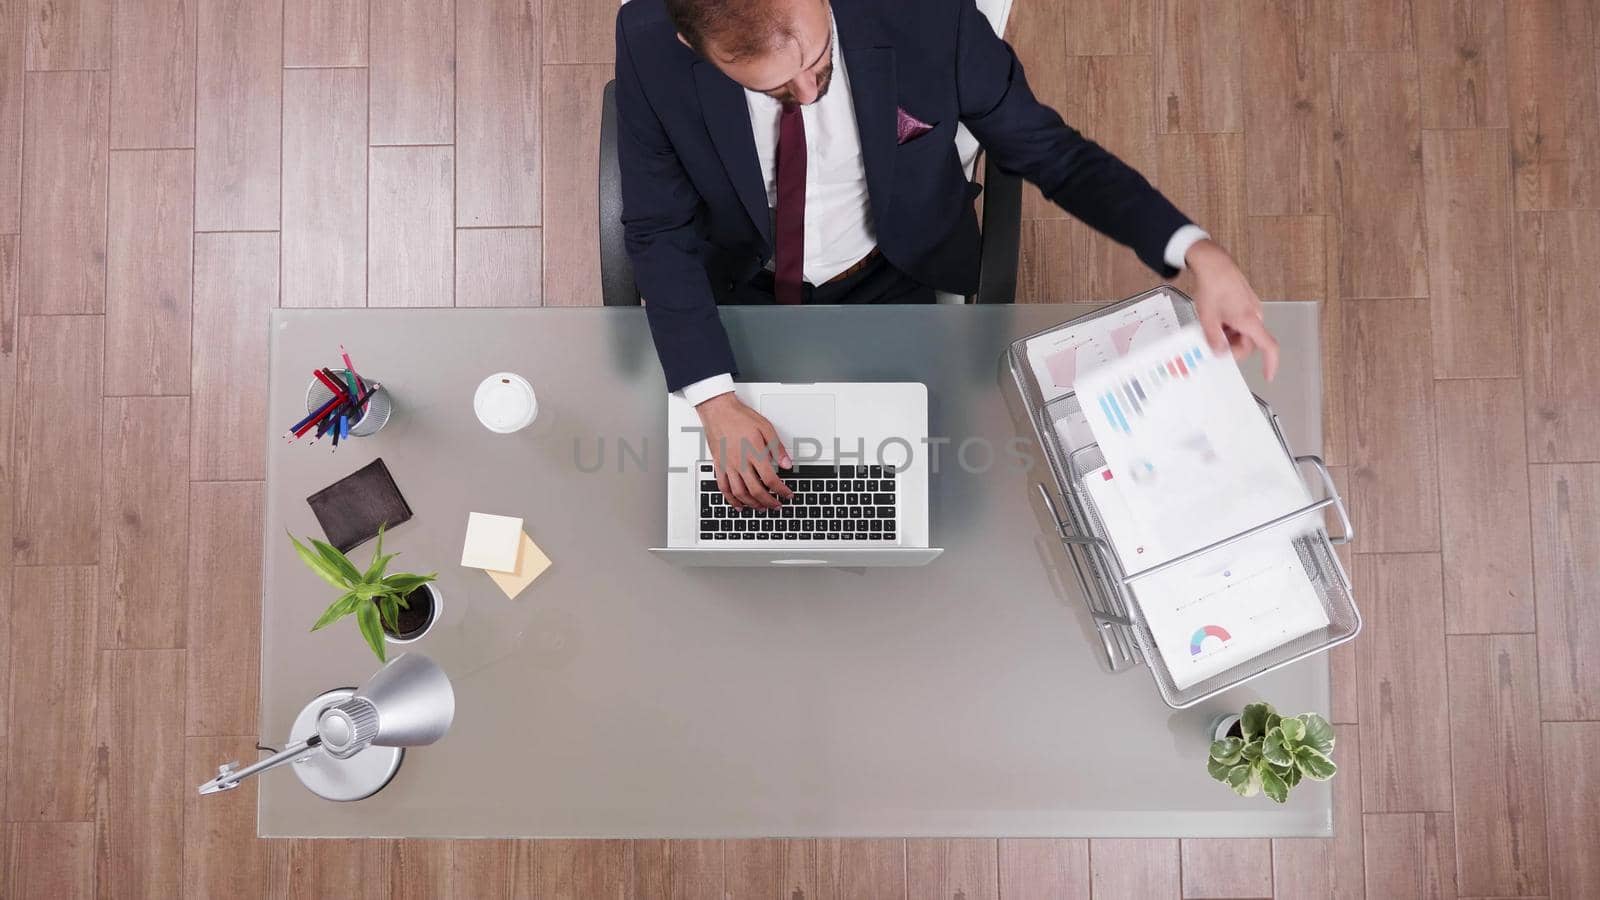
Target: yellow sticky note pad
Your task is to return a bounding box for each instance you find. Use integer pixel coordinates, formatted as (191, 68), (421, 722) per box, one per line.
(486, 531), (550, 600)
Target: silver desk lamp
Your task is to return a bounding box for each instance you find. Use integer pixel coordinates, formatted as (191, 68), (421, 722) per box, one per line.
(197, 653), (455, 801)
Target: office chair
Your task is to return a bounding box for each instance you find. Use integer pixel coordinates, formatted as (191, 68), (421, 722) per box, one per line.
(597, 79), (1022, 308)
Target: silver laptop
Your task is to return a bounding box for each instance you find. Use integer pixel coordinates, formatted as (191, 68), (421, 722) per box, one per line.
(650, 382), (942, 567)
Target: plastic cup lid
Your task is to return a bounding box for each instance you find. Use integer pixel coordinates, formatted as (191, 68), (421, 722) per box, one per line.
(474, 373), (537, 432)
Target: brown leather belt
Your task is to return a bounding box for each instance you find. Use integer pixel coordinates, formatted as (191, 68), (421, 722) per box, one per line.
(822, 247), (882, 285)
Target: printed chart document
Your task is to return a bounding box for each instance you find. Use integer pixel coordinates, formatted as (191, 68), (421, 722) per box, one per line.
(1024, 291), (1184, 449)
(1074, 324), (1327, 689)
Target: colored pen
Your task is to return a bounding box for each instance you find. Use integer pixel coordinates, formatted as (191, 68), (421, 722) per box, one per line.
(290, 396), (342, 437)
(339, 414), (349, 441)
(313, 368), (351, 404)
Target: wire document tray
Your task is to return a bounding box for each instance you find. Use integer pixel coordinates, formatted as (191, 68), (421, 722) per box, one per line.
(1008, 286), (1361, 709)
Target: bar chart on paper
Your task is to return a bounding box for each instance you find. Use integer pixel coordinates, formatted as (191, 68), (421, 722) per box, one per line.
(1095, 343), (1211, 435)
(1025, 292), (1184, 398)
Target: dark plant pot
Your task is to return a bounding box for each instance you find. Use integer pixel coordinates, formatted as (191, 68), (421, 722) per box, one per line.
(382, 583), (440, 645)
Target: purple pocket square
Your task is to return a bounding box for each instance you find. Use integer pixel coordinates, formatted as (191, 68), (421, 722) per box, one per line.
(896, 107), (934, 144)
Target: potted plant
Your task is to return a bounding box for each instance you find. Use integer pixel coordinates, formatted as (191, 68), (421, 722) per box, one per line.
(290, 526), (439, 662)
(1207, 702), (1336, 803)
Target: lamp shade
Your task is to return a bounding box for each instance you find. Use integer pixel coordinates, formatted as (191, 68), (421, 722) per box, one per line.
(316, 653), (455, 758)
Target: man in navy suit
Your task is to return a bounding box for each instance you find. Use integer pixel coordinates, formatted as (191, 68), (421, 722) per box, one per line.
(617, 0), (1278, 508)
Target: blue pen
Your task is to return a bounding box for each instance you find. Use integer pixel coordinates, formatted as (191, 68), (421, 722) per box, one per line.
(339, 414), (349, 441)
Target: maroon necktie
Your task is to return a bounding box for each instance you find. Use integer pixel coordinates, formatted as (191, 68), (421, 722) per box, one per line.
(774, 103), (806, 305)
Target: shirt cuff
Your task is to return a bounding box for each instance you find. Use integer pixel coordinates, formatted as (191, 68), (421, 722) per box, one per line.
(1163, 225), (1211, 271)
(675, 373), (736, 407)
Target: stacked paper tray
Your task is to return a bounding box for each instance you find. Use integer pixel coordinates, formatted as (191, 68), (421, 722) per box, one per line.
(1007, 286), (1362, 709)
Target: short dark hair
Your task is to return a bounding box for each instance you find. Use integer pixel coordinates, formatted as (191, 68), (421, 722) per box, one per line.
(666, 0), (797, 62)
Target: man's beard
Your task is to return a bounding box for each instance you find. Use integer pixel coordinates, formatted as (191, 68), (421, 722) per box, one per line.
(774, 58), (834, 106)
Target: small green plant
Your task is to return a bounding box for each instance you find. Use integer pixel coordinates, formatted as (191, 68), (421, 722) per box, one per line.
(291, 526), (437, 663)
(1207, 702), (1336, 803)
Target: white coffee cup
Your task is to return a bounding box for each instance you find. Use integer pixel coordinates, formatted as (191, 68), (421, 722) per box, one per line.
(474, 372), (538, 433)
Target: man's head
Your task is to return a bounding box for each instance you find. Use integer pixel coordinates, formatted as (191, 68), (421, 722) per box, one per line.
(668, 0), (834, 105)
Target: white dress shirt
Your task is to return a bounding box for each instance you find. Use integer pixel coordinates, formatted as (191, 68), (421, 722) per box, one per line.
(674, 17), (1209, 407)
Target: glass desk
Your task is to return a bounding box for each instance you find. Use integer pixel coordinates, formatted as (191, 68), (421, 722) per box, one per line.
(259, 303), (1330, 837)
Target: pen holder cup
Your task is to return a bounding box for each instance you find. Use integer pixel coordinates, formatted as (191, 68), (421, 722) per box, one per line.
(305, 370), (392, 437)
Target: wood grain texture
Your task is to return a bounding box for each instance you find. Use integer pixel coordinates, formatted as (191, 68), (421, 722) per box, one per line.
(1345, 298), (1440, 553)
(105, 149), (194, 394)
(100, 397), (190, 649)
(25, 0), (109, 69)
(185, 481), (263, 735)
(1017, 219), (1080, 303)
(110, 0), (196, 147)
(1054, 0), (1151, 54)
(456, 227), (542, 307)
(1157, 132), (1245, 269)
(530, 840), (628, 898)
(1434, 378), (1535, 633)
(6, 822), (95, 899)
(541, 63), (609, 307)
(818, 840), (905, 900)
(1330, 0), (1414, 49)
(370, 145), (454, 307)
(1089, 839), (1180, 899)
(632, 840), (670, 899)
(194, 0), (282, 231)
(20, 70), (108, 315)
(1243, 0), (1330, 215)
(905, 839), (998, 900)
(282, 67), (367, 308)
(1507, 0), (1600, 210)
(1530, 464), (1600, 721)
(370, 0), (454, 145)
(184, 736), (275, 899)
(1270, 723), (1364, 900)
(1445, 634), (1548, 896)
(1245, 215), (1324, 300)
(543, 0), (614, 64)
(13, 315), (103, 564)
(1157, 0), (1242, 133)
(669, 840), (722, 900)
(283, 0), (366, 66)
(1361, 813), (1457, 899)
(191, 232), (277, 481)
(1518, 211), (1600, 462)
(95, 649), (185, 899)
(1179, 839), (1271, 898)
(1421, 128), (1516, 378)
(1332, 52), (1428, 299)
(456, 0), (540, 227)
(273, 839), (396, 898)
(997, 839), (1089, 900)
(0, 0), (24, 231)
(395, 840), (526, 898)
(724, 839), (818, 899)
(1356, 553), (1453, 812)
(1415, 0), (1507, 128)
(1060, 53), (1157, 177)
(5, 566), (98, 821)
(1543, 723), (1600, 900)
(0, 236), (18, 579)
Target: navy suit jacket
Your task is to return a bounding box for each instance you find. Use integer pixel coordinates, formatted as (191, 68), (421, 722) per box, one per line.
(615, 0), (1192, 392)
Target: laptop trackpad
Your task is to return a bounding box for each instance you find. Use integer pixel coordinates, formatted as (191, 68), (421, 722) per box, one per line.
(760, 394), (836, 458)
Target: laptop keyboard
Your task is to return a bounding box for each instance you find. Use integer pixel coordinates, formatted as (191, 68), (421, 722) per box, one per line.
(699, 463), (897, 542)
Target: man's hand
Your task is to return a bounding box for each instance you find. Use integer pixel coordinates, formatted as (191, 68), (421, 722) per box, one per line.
(1185, 238), (1280, 381)
(696, 392), (794, 509)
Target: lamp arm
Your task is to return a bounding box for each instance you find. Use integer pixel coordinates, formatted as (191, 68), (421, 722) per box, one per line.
(196, 735), (322, 795)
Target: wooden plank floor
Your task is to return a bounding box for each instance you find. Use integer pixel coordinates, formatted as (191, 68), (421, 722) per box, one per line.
(4, 0), (1595, 895)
